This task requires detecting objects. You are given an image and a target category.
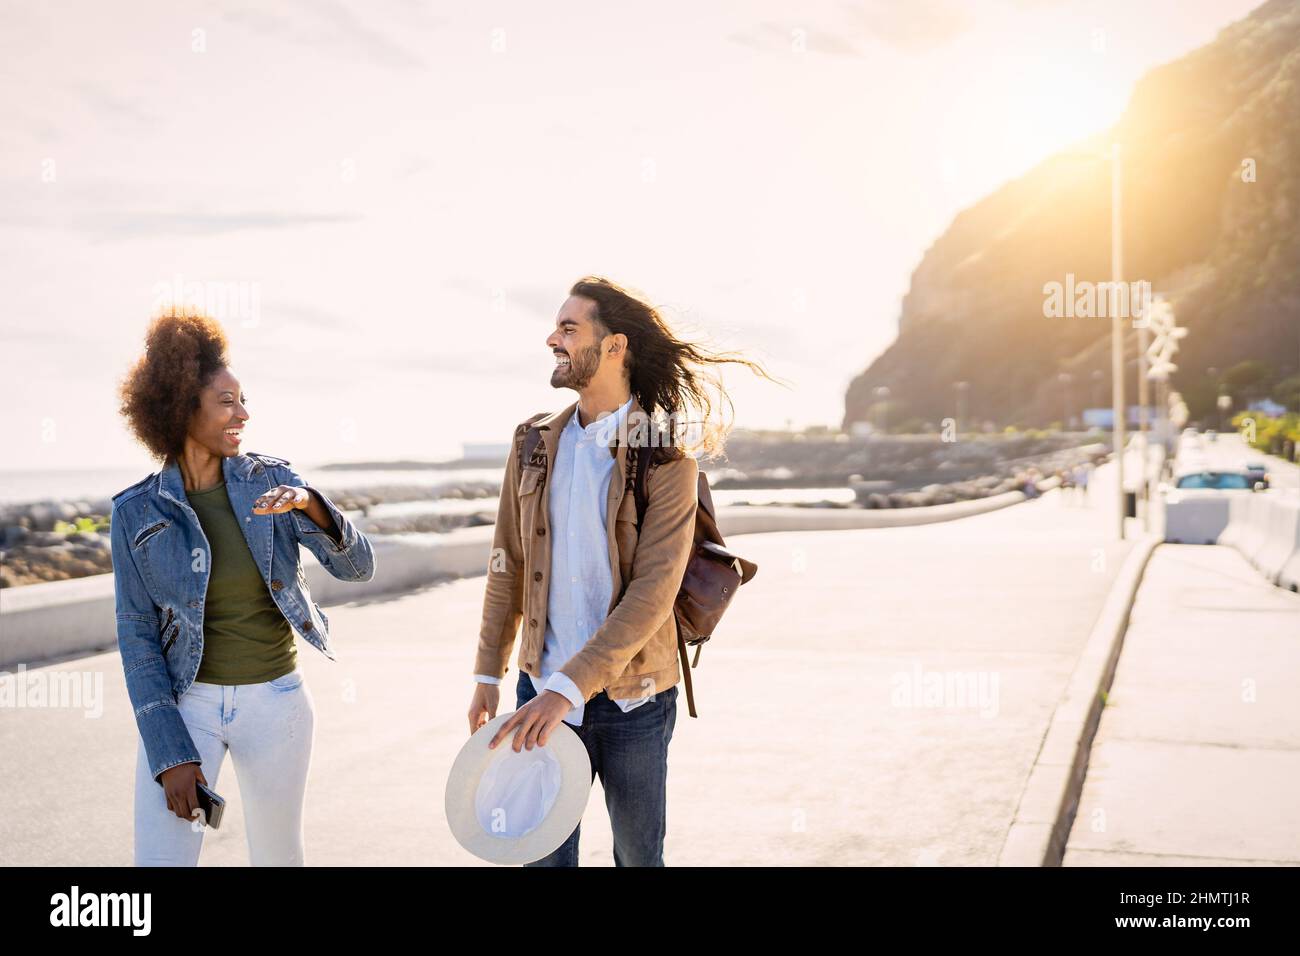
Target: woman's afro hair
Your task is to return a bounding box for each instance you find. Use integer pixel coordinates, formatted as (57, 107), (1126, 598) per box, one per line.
(118, 305), (230, 462)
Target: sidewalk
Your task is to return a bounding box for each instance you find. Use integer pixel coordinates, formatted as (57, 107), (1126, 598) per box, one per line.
(1, 480), (1134, 865)
(1064, 543), (1300, 865)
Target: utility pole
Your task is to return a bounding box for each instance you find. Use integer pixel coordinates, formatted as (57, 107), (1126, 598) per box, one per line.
(1111, 143), (1126, 540)
(1137, 311), (1151, 531)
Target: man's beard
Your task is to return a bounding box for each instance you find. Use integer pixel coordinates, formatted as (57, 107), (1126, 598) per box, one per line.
(550, 342), (601, 390)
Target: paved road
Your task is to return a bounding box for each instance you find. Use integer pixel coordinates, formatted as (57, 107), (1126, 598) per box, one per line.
(1, 465), (1136, 866)
(1064, 543), (1300, 865)
(1174, 430), (1300, 491)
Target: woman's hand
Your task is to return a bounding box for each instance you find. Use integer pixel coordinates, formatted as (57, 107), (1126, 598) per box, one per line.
(252, 484), (310, 515)
(160, 762), (208, 822)
(254, 482), (343, 546)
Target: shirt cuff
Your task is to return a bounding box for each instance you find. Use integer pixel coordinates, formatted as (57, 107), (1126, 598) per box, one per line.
(543, 671), (585, 709)
(473, 674), (502, 685)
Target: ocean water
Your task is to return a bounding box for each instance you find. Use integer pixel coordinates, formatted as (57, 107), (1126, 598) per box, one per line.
(0, 469), (158, 506)
(0, 466), (854, 511)
(0, 465), (503, 508)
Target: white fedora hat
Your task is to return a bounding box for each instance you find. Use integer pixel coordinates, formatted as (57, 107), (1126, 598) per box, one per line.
(445, 712), (592, 865)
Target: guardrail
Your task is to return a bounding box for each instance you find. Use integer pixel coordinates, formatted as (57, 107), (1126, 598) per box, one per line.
(1215, 492), (1300, 591)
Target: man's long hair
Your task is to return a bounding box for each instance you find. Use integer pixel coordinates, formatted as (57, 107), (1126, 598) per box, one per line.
(569, 276), (778, 458)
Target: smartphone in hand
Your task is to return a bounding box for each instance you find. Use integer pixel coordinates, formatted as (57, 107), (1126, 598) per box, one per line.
(194, 780), (226, 830)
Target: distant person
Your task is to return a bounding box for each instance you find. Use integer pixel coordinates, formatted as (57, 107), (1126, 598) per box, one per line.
(1020, 467), (1042, 499)
(112, 306), (375, 865)
(1055, 468), (1074, 504)
(1075, 462), (1091, 502)
(467, 276), (774, 866)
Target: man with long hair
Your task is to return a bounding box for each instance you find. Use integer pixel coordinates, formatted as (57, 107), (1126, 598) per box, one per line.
(466, 276), (771, 866)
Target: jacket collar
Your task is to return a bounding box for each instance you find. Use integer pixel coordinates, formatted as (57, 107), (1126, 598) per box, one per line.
(532, 394), (645, 462)
(156, 454), (260, 506)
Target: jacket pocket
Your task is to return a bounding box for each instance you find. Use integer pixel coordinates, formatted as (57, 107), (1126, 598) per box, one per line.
(518, 467), (542, 496)
(132, 519), (171, 549)
(517, 467), (543, 537)
(160, 607), (178, 655)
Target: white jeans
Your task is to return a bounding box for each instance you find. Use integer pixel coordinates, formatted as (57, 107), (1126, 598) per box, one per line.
(133, 668), (315, 866)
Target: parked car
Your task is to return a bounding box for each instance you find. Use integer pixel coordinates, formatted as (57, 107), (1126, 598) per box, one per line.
(1243, 462), (1270, 490)
(1161, 468), (1253, 544)
(1174, 470), (1251, 490)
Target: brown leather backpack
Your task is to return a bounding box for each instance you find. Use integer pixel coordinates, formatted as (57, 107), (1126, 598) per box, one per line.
(628, 442), (757, 718)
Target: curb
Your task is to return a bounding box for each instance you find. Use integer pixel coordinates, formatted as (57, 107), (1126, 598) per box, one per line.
(996, 531), (1161, 867)
(715, 489), (1029, 535)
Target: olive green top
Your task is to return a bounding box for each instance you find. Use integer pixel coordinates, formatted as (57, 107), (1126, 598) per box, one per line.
(187, 478), (297, 684)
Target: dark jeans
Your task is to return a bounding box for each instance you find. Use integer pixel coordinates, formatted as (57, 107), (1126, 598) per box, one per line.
(515, 669), (677, 867)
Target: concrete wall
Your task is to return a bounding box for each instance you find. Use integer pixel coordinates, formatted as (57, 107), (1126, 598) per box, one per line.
(0, 490), (1033, 669)
(1217, 492), (1300, 590)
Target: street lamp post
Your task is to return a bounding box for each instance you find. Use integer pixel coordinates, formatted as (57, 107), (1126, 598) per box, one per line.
(1136, 317), (1151, 529)
(873, 386), (891, 434)
(1110, 143), (1127, 540)
(1053, 143), (1129, 538)
(1058, 372), (1073, 430)
(1206, 367), (1219, 429)
(1143, 296), (1187, 521)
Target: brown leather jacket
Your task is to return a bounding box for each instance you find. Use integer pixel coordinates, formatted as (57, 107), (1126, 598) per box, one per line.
(474, 397), (699, 702)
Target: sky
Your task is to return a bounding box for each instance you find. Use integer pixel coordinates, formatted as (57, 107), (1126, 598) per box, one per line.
(0, 0), (1263, 472)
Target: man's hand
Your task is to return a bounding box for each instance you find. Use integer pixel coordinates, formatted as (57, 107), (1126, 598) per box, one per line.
(489, 690), (573, 752)
(159, 762), (208, 822)
(468, 682), (500, 735)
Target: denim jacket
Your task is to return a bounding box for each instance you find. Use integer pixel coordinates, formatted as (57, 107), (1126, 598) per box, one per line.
(110, 452), (375, 782)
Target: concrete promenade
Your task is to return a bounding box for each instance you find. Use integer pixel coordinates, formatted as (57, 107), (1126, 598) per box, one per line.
(1064, 542), (1300, 866)
(1, 464), (1134, 865)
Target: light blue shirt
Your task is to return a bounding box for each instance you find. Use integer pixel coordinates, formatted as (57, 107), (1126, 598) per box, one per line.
(476, 396), (650, 725)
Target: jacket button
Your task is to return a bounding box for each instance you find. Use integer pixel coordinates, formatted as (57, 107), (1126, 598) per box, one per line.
(533, 571), (543, 582)
(537, 527), (546, 536)
(529, 619), (538, 628)
(302, 620), (314, 632)
(271, 579), (284, 591)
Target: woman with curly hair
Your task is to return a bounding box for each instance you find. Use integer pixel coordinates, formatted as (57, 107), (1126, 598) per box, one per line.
(111, 305), (375, 866)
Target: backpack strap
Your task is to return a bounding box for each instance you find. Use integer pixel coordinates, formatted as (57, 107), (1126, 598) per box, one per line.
(629, 438), (699, 718)
(515, 415), (548, 476)
(675, 614), (698, 718)
(519, 426), (543, 473)
(632, 440), (652, 532)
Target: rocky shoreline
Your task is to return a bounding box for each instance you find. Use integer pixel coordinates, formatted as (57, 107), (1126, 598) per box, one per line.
(0, 436), (1108, 588)
(0, 481), (498, 589)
